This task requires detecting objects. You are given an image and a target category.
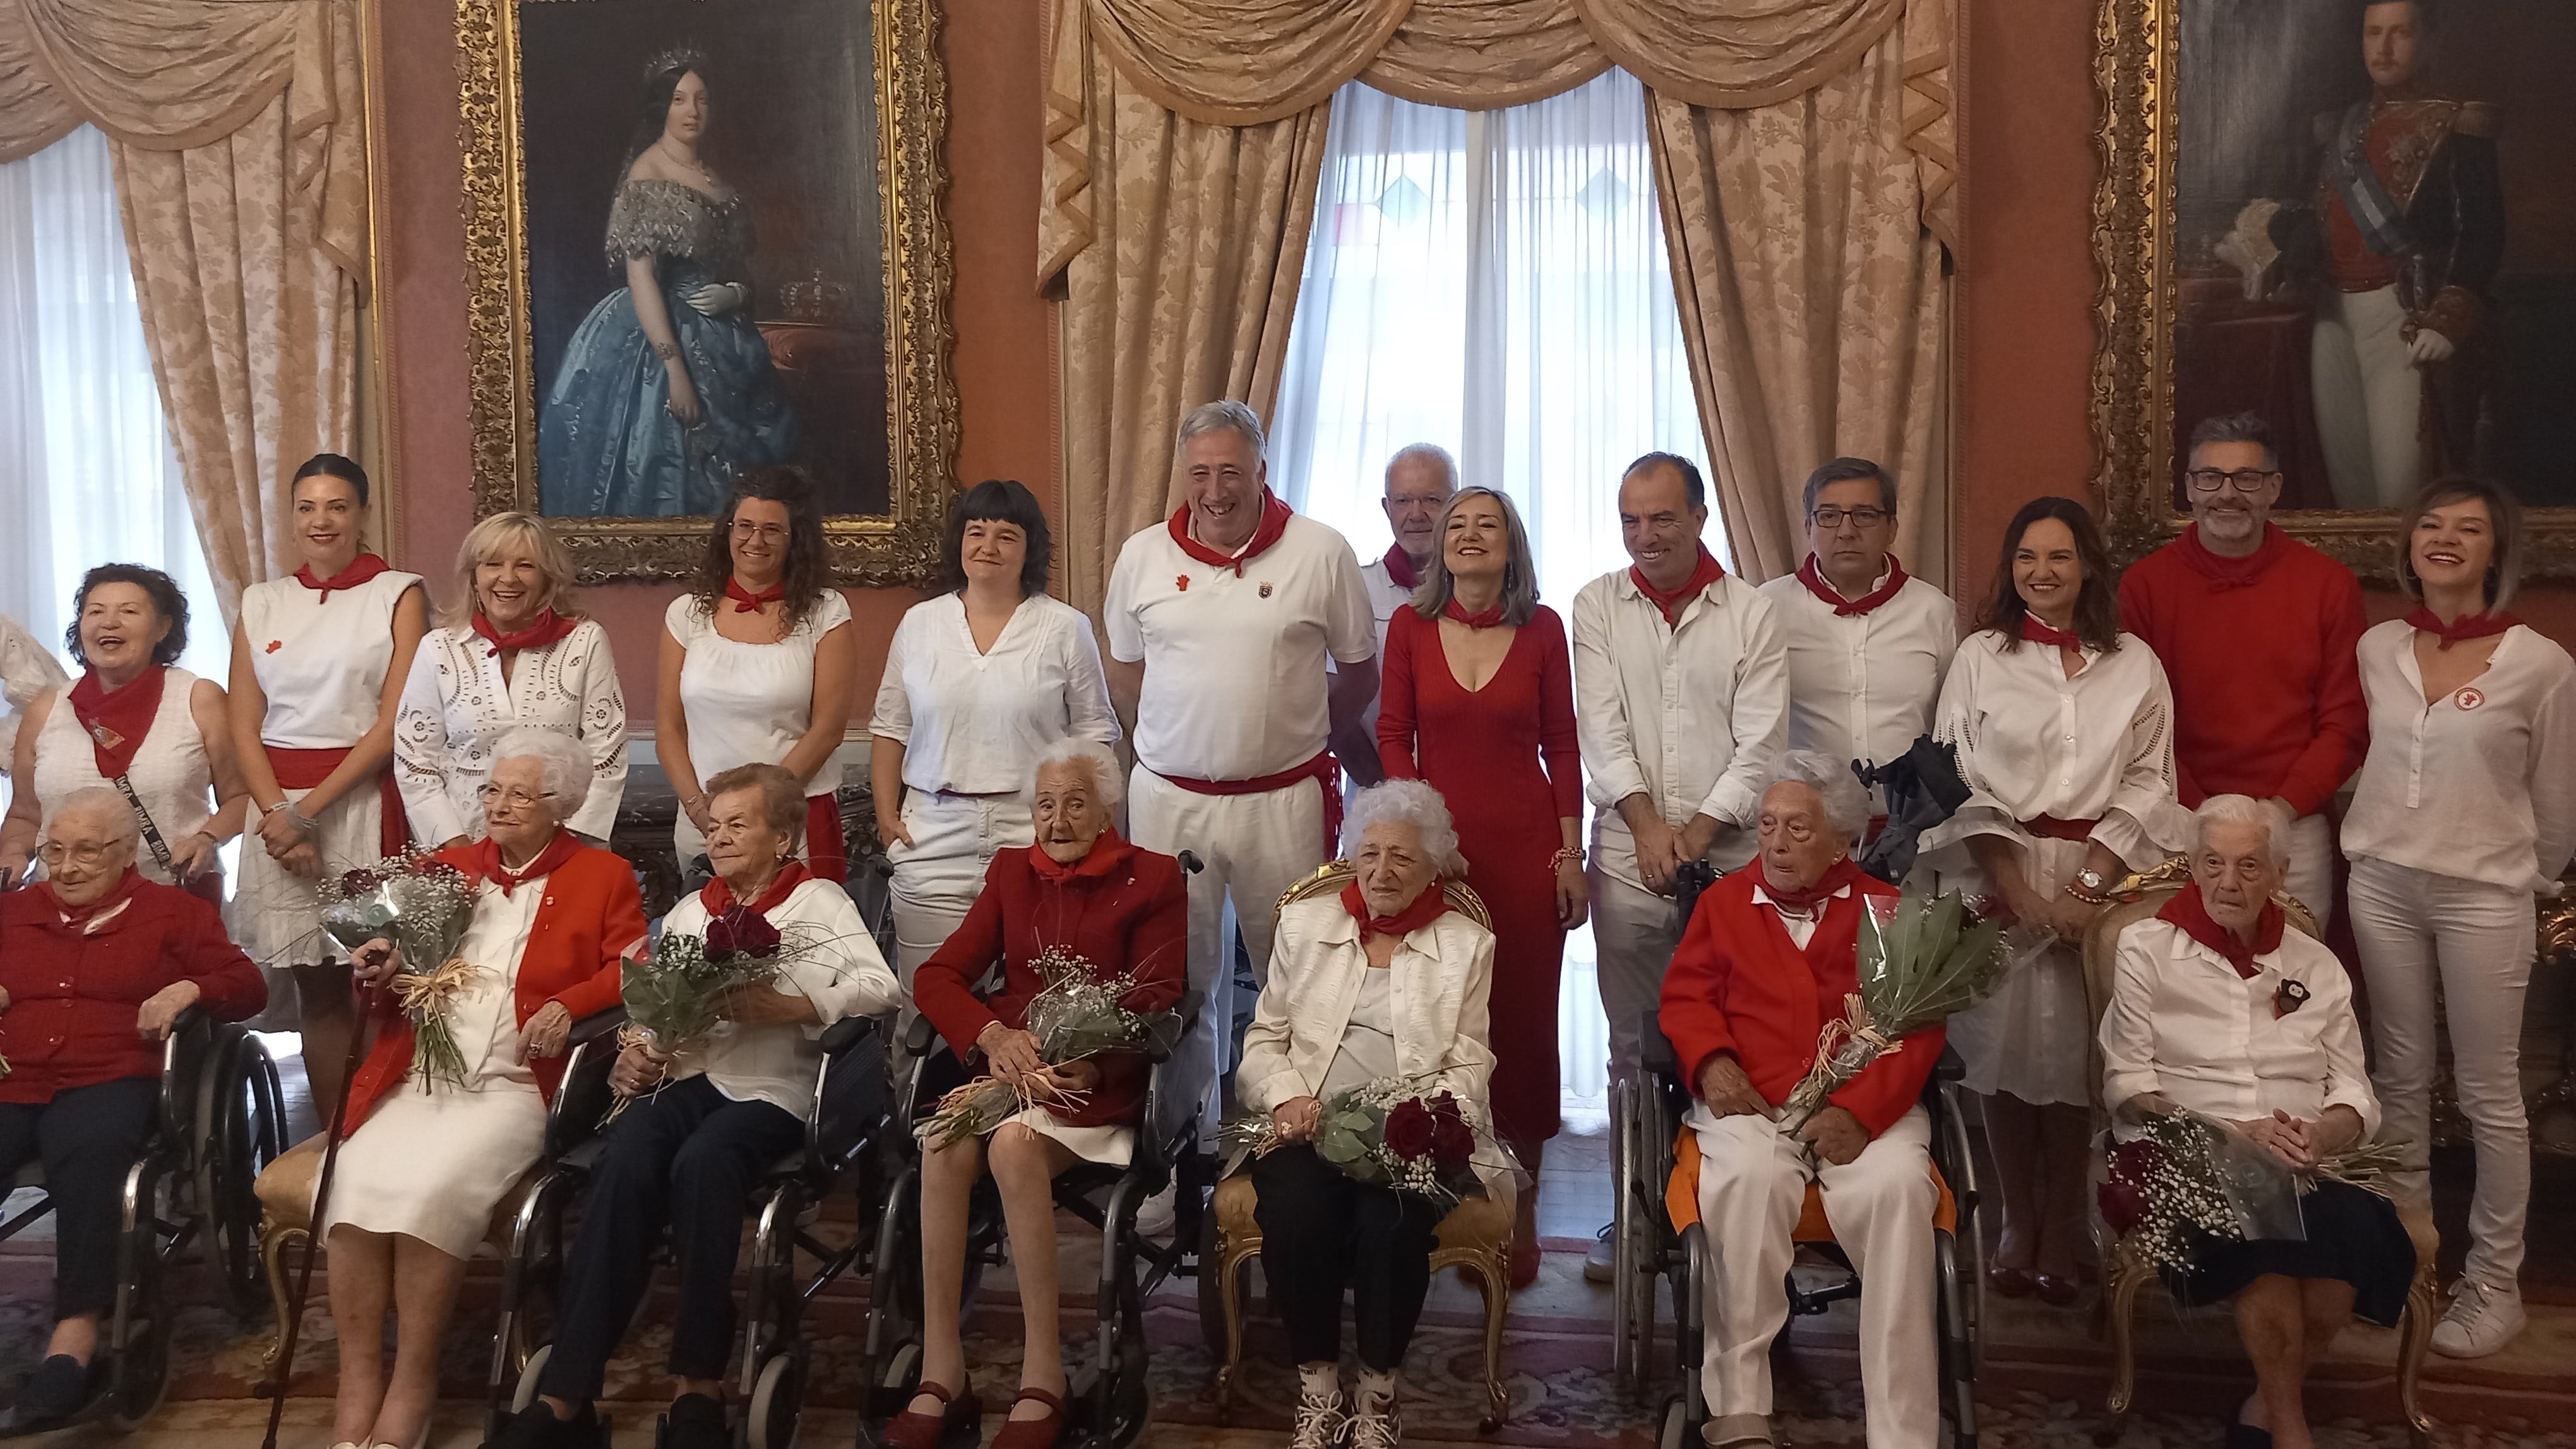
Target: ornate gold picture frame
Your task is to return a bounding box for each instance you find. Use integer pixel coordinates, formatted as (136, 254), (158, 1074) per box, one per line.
(457, 0), (957, 584)
(2091, 0), (2576, 580)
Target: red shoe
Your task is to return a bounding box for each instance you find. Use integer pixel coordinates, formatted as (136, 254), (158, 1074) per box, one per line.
(990, 1387), (1066, 1449)
(1509, 1241), (1542, 1290)
(882, 1381), (974, 1449)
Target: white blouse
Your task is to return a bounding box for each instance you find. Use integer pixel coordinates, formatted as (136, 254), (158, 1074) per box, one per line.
(657, 878), (900, 1119)
(0, 614), (68, 763)
(868, 592), (1118, 796)
(30, 667), (215, 885)
(1920, 629), (2190, 872)
(394, 621), (629, 845)
(2341, 621), (2576, 893)
(2099, 914), (2380, 1139)
(669, 590), (853, 798)
(240, 569), (423, 748)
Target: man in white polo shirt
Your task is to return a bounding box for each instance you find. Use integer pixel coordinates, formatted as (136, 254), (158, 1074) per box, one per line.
(1104, 400), (1380, 1131)
(1573, 451), (1788, 1276)
(1755, 457), (1957, 842)
(1332, 443), (1457, 792)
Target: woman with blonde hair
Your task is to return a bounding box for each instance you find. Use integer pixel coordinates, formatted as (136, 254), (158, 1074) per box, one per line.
(394, 512), (629, 847)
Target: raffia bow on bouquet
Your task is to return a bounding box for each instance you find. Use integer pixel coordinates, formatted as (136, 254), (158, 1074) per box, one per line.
(604, 905), (809, 1124)
(1775, 884), (2053, 1138)
(319, 856), (479, 1087)
(914, 946), (1184, 1152)
(1224, 1071), (1517, 1210)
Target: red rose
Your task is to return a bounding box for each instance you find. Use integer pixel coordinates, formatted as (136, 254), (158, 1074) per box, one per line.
(424, 861), (463, 881)
(1429, 1113), (1474, 1169)
(340, 869), (380, 895)
(706, 909), (782, 961)
(2110, 1138), (2166, 1184)
(1383, 1099), (1436, 1160)
(2097, 1179), (2147, 1234)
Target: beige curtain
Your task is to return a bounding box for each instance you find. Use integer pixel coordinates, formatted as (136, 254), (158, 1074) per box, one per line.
(0, 0), (365, 621)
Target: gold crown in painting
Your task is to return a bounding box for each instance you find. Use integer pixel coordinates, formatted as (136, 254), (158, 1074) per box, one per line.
(641, 44), (708, 83)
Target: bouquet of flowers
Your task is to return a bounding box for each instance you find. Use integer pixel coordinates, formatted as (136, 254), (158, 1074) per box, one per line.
(2095, 1109), (2309, 1273)
(319, 855), (479, 1087)
(914, 948), (1184, 1151)
(1775, 884), (2051, 1135)
(1225, 1073), (1514, 1210)
(604, 907), (793, 1123)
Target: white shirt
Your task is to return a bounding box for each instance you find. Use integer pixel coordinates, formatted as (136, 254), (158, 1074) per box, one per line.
(657, 877), (901, 1120)
(1748, 879), (1853, 950)
(31, 667), (213, 886)
(2341, 621), (2576, 893)
(1917, 630), (2189, 874)
(395, 621), (630, 845)
(1755, 564), (1957, 776)
(450, 876), (548, 1088)
(1570, 568), (1789, 883)
(868, 592), (1118, 795)
(1104, 513), (1376, 780)
(0, 614), (68, 763)
(2099, 914), (2380, 1140)
(241, 569), (423, 748)
(669, 591), (853, 798)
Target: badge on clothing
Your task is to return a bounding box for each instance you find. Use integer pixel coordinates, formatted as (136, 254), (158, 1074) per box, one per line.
(2454, 686), (2484, 710)
(1259, 583), (1273, 598)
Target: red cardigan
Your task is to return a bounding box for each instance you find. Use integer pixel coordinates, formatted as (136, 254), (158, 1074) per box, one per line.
(1656, 868), (1936, 1138)
(0, 873), (266, 1104)
(2116, 523), (2368, 816)
(341, 842), (640, 1132)
(912, 833), (1187, 1128)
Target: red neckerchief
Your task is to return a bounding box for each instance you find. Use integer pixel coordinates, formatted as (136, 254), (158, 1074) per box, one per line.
(1794, 553), (1909, 617)
(2173, 524), (2281, 592)
(1443, 597), (1506, 629)
(700, 860), (811, 917)
(1381, 543), (1422, 591)
(2157, 877), (2283, 979)
(471, 609), (578, 658)
(724, 578), (784, 614)
(1630, 545), (1726, 627)
(66, 665), (166, 778)
(1340, 880), (1451, 943)
(30, 868), (143, 930)
(465, 828), (580, 898)
(1757, 856), (1864, 915)
(294, 552), (390, 600)
(2020, 615), (2084, 651)
(2406, 607), (2518, 651)
(1168, 490), (1293, 576)
(1027, 828), (1139, 883)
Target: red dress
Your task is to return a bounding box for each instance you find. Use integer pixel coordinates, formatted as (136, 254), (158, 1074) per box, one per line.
(1376, 604), (1583, 1145)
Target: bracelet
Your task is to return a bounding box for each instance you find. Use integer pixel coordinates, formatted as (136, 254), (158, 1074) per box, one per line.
(2061, 880), (2110, 907)
(1550, 846), (1585, 870)
(262, 799), (292, 816)
(287, 805), (321, 837)
(652, 339), (680, 361)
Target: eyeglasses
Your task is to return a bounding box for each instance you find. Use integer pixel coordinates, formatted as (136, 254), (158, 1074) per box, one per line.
(2183, 468), (2281, 495)
(729, 521), (790, 543)
(37, 840), (116, 867)
(477, 785), (558, 810)
(1810, 506), (1889, 529)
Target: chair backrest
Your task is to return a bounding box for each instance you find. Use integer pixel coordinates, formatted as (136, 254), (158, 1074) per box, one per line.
(1272, 860), (1493, 931)
(812, 1024), (890, 1174)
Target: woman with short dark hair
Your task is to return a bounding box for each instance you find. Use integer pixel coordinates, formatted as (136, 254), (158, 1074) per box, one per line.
(868, 480), (1116, 980)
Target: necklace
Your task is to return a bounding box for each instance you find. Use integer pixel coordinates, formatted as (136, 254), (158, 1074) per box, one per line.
(655, 140), (712, 182)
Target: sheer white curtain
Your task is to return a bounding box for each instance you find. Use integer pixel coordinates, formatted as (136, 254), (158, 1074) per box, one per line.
(1270, 68), (1709, 1126)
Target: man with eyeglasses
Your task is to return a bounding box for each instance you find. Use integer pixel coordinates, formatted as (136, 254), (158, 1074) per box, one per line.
(1332, 443), (1457, 794)
(1756, 458), (1957, 847)
(2117, 412), (2367, 927)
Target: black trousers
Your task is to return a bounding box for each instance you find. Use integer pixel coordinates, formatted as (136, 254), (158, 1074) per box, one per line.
(537, 1075), (802, 1398)
(1250, 1144), (1443, 1371)
(0, 1076), (159, 1319)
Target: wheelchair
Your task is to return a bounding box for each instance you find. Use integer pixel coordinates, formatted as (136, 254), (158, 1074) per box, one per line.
(487, 1007), (890, 1449)
(0, 1008), (287, 1435)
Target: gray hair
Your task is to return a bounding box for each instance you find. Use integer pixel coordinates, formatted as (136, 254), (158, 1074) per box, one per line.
(1384, 443), (1458, 493)
(1030, 737), (1124, 813)
(1342, 779), (1467, 878)
(490, 727), (593, 821)
(2187, 411), (2280, 472)
(1762, 751), (1871, 845)
(2194, 793), (2291, 869)
(51, 786), (140, 846)
(1801, 457), (1897, 519)
(1174, 400), (1267, 461)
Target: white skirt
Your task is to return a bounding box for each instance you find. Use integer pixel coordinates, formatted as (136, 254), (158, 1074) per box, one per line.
(228, 783), (388, 969)
(321, 1076), (546, 1258)
(996, 1104), (1133, 1167)
(1937, 833), (2094, 1108)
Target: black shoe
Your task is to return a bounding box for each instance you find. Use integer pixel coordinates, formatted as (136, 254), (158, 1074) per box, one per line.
(484, 1398), (599, 1449)
(2222, 1421), (2274, 1449)
(660, 1392), (729, 1449)
(13, 1354), (92, 1423)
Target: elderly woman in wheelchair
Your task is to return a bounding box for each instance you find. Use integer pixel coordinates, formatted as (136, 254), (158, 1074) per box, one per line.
(1657, 754), (1942, 1449)
(485, 761), (897, 1449)
(1235, 779), (1500, 1449)
(2098, 795), (2412, 1449)
(0, 787), (265, 1425)
(891, 739), (1186, 1449)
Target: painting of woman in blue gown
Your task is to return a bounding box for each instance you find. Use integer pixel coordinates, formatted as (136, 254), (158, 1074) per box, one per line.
(537, 48), (798, 518)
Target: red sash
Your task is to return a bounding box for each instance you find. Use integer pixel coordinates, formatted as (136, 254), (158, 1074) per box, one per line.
(1152, 751), (1342, 858)
(266, 746), (409, 856)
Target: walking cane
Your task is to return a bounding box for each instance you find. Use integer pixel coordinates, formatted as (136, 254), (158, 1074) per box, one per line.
(258, 970), (385, 1449)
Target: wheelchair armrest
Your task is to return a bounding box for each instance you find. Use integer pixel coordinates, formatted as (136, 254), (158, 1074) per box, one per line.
(568, 1007), (628, 1047)
(1176, 850), (1204, 875)
(1140, 989), (1203, 1066)
(818, 1015), (875, 1057)
(1931, 1044), (1965, 1083)
(901, 1010), (941, 1060)
(1638, 1014), (1679, 1078)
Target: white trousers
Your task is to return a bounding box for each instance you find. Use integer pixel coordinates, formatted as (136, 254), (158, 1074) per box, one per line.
(1693, 1106), (1938, 1449)
(2344, 854), (2534, 1288)
(1592, 869), (1685, 1085)
(2312, 284), (2424, 511)
(2282, 811), (2337, 934)
(886, 792), (1034, 982)
(1127, 766), (1330, 1133)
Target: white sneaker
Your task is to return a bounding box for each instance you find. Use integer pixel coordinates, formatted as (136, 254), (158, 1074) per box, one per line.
(2430, 1277), (2527, 1359)
(1349, 1397), (1400, 1449)
(1291, 1387), (1349, 1449)
(1584, 1224), (1617, 1284)
(1131, 1183), (1177, 1238)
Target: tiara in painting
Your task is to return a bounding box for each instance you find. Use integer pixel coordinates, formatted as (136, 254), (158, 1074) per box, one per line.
(641, 43), (708, 83)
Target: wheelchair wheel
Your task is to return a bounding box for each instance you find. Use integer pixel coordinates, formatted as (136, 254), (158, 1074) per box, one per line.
(1065, 1333), (1149, 1449)
(1656, 1394), (1689, 1449)
(198, 1034), (280, 1314)
(744, 1348), (804, 1449)
(1193, 1203), (1228, 1359)
(105, 1178), (172, 1434)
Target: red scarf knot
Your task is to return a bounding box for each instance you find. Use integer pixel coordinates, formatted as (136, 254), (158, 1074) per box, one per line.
(1441, 597), (1508, 629)
(2406, 607), (2517, 651)
(1027, 828), (1140, 883)
(1630, 545), (1727, 627)
(66, 665), (166, 779)
(294, 552), (390, 600)
(2018, 615), (2084, 652)
(1381, 543), (1423, 592)
(32, 868), (143, 930)
(472, 609), (579, 659)
(724, 578), (785, 614)
(465, 828), (580, 898)
(700, 859), (811, 917)
(2156, 878), (2284, 979)
(1167, 489), (1294, 577)
(1756, 856), (1864, 915)
(2174, 524), (2281, 592)
(1794, 553), (1910, 617)
(1340, 879), (1451, 944)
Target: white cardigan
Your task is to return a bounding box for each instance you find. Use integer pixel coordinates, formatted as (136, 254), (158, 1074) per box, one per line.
(1236, 893), (1506, 1193)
